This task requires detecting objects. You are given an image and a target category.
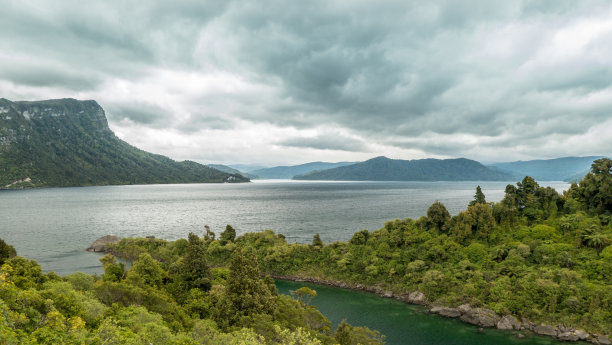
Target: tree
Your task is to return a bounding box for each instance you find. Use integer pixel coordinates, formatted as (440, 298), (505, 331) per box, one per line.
(220, 247), (276, 326)
(469, 186), (486, 206)
(220, 225), (236, 245)
(0, 238), (16, 266)
(426, 201), (450, 232)
(180, 233), (212, 291)
(311, 234), (324, 247)
(203, 225), (215, 241)
(126, 253), (165, 287)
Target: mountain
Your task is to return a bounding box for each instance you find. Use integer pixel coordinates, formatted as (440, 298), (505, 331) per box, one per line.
(489, 156), (605, 182)
(293, 156), (513, 181)
(207, 164), (258, 179)
(250, 161), (356, 179)
(0, 98), (249, 188)
(229, 163), (268, 172)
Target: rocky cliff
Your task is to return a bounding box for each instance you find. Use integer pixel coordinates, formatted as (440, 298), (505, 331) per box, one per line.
(0, 98), (248, 187)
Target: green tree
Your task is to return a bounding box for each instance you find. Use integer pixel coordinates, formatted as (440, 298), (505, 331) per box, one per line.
(311, 234), (324, 247)
(126, 253), (165, 287)
(469, 186), (486, 206)
(180, 232), (212, 291)
(220, 225), (237, 245)
(220, 247), (276, 327)
(0, 238), (16, 266)
(427, 201), (451, 232)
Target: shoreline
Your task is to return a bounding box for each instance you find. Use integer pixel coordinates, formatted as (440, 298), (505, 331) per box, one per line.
(271, 274), (610, 345)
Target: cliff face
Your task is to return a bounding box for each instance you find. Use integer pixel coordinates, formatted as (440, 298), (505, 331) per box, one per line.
(0, 98), (248, 188)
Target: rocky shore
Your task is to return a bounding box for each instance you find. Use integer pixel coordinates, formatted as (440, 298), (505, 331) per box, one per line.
(271, 274), (610, 345)
(85, 235), (121, 252)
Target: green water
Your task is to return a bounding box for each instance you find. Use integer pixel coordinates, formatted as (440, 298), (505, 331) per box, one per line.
(276, 280), (587, 345)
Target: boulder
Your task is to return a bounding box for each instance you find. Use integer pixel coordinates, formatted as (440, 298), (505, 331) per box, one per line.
(598, 335), (611, 345)
(534, 325), (557, 337)
(557, 332), (580, 341)
(86, 235), (121, 252)
(575, 330), (590, 341)
(497, 315), (521, 330)
(430, 306), (462, 318)
(459, 308), (500, 328)
(406, 291), (427, 305)
(457, 304), (472, 314)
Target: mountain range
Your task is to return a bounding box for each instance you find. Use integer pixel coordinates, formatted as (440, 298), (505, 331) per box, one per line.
(248, 161), (355, 179)
(488, 156), (605, 182)
(293, 156), (513, 181)
(0, 98), (248, 188)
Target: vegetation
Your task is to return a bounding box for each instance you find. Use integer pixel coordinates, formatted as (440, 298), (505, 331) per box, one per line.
(0, 232), (383, 344)
(0, 98), (248, 188)
(106, 159), (612, 337)
(293, 156), (512, 181)
(1, 158), (610, 343)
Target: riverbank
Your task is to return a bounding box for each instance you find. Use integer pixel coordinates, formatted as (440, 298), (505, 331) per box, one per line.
(272, 274), (610, 345)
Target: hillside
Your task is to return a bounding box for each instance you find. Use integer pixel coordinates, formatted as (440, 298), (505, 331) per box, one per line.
(0, 98), (249, 188)
(250, 161), (355, 179)
(207, 164), (258, 179)
(294, 156), (513, 181)
(489, 156), (606, 182)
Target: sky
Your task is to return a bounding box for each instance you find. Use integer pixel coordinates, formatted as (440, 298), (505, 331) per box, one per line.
(1, 0), (611, 167)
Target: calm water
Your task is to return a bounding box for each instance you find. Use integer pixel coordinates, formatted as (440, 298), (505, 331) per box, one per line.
(0, 180), (568, 275)
(276, 280), (586, 345)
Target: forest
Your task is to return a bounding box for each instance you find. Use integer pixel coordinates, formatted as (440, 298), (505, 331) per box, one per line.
(0, 158), (610, 344)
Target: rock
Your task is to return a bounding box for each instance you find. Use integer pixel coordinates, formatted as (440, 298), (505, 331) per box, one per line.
(431, 307), (461, 318)
(558, 332), (580, 341)
(459, 308), (500, 328)
(598, 335), (611, 345)
(575, 330), (589, 340)
(497, 315), (521, 330)
(406, 291), (427, 305)
(517, 333), (525, 339)
(382, 290), (393, 298)
(534, 325), (557, 337)
(478, 327), (485, 333)
(86, 235), (121, 252)
(457, 304), (472, 314)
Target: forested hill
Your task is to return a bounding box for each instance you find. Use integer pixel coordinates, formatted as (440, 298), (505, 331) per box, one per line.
(0, 98), (248, 188)
(489, 156), (606, 182)
(294, 156), (513, 181)
(250, 161), (355, 179)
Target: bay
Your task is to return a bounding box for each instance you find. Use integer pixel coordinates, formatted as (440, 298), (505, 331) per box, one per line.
(0, 180), (568, 275)
(276, 280), (588, 345)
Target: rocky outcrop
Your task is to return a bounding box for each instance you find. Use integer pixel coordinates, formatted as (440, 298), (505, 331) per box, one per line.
(86, 235), (121, 252)
(595, 335), (611, 345)
(459, 307), (500, 328)
(534, 325), (557, 337)
(430, 306), (462, 318)
(496, 315), (521, 330)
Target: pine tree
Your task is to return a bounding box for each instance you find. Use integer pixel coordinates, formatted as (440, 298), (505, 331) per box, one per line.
(469, 185), (486, 206)
(180, 232), (211, 291)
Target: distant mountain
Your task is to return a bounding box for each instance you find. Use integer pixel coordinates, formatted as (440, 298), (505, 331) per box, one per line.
(229, 164), (268, 172)
(489, 156), (605, 182)
(294, 156), (513, 181)
(207, 164), (258, 179)
(0, 98), (249, 188)
(250, 161), (356, 179)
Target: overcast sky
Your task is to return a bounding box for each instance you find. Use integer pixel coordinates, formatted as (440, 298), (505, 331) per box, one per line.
(1, 0), (611, 166)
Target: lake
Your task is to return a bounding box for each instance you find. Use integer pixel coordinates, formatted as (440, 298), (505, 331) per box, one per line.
(0, 180), (569, 275)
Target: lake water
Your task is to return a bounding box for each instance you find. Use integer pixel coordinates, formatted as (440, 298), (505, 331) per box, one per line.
(0, 180), (568, 275)
(276, 280), (588, 345)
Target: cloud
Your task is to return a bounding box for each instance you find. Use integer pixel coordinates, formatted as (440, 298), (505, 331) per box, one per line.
(277, 132), (368, 152)
(1, 0), (611, 164)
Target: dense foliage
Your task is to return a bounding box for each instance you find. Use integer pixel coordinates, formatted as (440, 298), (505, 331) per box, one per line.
(294, 156), (512, 181)
(0, 232), (383, 344)
(109, 160), (612, 337)
(0, 98), (248, 188)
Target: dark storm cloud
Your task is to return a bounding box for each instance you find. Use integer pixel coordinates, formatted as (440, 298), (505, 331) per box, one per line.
(1, 0), (611, 162)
